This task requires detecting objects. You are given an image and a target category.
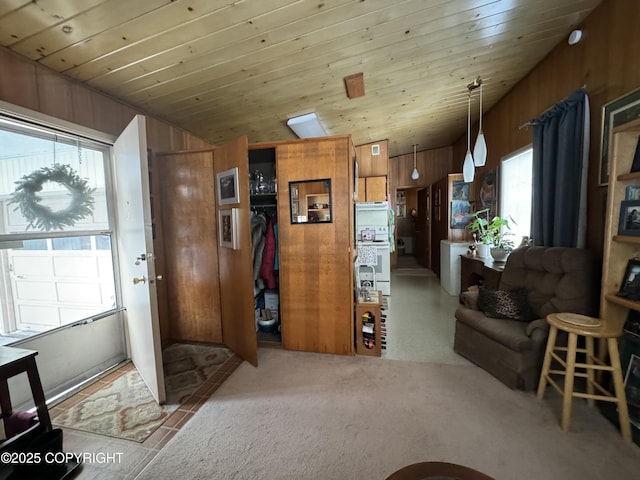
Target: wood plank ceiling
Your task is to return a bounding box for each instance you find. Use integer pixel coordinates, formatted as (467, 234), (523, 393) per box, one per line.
(0, 0), (601, 157)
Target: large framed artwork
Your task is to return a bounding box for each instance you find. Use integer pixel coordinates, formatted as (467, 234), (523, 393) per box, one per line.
(599, 87), (640, 186)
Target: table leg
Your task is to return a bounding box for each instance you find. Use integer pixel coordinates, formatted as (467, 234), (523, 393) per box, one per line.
(25, 357), (52, 432)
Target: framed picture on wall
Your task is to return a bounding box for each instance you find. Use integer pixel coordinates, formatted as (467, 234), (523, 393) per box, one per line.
(480, 168), (498, 220)
(218, 208), (238, 249)
(450, 200), (472, 229)
(600, 86), (640, 186)
(397, 204), (406, 218)
(216, 167), (240, 205)
(618, 200), (640, 236)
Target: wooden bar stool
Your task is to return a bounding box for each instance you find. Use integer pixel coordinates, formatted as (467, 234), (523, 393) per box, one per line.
(536, 312), (631, 441)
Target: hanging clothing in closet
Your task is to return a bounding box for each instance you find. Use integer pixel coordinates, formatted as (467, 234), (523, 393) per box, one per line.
(260, 215), (279, 289)
(251, 211), (268, 292)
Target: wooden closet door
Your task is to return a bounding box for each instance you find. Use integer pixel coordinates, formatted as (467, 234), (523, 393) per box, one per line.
(276, 137), (354, 355)
(157, 149), (222, 344)
(214, 136), (258, 366)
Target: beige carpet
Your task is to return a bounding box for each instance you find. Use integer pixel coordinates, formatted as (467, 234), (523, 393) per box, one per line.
(52, 343), (231, 442)
(137, 348), (640, 480)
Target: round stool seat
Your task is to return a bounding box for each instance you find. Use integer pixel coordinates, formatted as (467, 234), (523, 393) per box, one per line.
(385, 461), (494, 480)
(546, 312), (622, 338)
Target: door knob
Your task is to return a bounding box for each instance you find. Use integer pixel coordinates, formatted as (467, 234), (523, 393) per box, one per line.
(132, 276), (146, 285)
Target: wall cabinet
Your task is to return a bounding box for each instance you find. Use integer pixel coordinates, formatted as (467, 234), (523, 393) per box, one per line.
(356, 176), (387, 202)
(601, 118), (640, 328)
(356, 140), (388, 177)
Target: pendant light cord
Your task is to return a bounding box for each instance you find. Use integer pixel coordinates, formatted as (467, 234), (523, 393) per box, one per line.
(467, 92), (471, 150)
(479, 83), (483, 131)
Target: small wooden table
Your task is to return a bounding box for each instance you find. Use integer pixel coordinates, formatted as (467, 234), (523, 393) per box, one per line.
(459, 254), (504, 294)
(385, 461), (494, 480)
(0, 347), (52, 443)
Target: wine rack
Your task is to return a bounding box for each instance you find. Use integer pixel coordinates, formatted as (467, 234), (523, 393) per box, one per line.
(355, 290), (382, 356)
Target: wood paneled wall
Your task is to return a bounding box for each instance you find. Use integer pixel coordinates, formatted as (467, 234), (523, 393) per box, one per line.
(389, 146), (453, 267)
(451, 0), (640, 260)
(390, 146), (454, 190)
(0, 46), (216, 343)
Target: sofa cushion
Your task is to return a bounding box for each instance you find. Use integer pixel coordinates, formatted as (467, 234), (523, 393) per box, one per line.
(477, 287), (536, 322)
(455, 307), (534, 352)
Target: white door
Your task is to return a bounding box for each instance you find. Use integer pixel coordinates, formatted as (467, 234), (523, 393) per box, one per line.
(113, 115), (165, 403)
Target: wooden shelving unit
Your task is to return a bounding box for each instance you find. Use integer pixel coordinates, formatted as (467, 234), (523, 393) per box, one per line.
(598, 118), (640, 446)
(355, 290), (382, 357)
(601, 117), (640, 329)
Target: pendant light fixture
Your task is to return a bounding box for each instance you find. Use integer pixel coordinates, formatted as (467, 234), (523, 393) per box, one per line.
(473, 79), (487, 167)
(411, 143), (419, 180)
(463, 91), (475, 183)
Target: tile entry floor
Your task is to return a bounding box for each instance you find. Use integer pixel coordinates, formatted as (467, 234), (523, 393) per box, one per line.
(54, 352), (244, 479)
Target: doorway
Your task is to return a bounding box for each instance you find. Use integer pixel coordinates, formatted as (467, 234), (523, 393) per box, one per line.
(394, 187), (430, 270)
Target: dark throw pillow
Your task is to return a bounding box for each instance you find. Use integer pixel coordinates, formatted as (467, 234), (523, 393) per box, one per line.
(477, 287), (536, 322)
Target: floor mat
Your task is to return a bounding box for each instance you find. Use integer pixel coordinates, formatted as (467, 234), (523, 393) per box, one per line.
(51, 343), (231, 443)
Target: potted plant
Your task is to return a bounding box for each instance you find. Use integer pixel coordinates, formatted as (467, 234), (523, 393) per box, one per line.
(465, 208), (516, 261)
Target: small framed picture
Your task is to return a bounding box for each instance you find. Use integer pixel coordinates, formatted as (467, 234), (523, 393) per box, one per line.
(618, 259), (640, 300)
(218, 208), (238, 249)
(626, 185), (640, 200)
(599, 86), (640, 185)
(619, 200), (640, 236)
(216, 167), (240, 205)
(624, 354), (640, 429)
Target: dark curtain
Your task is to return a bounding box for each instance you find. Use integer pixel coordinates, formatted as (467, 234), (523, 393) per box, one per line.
(531, 88), (589, 247)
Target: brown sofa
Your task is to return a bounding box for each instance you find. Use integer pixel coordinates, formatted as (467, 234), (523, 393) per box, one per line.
(453, 246), (600, 390)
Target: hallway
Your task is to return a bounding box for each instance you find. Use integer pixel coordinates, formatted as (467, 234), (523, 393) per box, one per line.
(383, 254), (471, 365)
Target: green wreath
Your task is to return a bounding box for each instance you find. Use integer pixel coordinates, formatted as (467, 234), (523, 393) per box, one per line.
(9, 164), (96, 231)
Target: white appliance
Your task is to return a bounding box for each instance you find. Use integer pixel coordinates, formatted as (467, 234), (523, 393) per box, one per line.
(355, 202), (391, 295)
(356, 201), (389, 232)
(440, 240), (469, 296)
(356, 240), (391, 296)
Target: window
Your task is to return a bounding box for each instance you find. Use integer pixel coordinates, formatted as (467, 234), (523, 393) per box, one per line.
(500, 147), (533, 245)
(0, 116), (116, 343)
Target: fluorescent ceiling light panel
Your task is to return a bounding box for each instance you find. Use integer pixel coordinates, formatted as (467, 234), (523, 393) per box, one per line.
(287, 113), (326, 138)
